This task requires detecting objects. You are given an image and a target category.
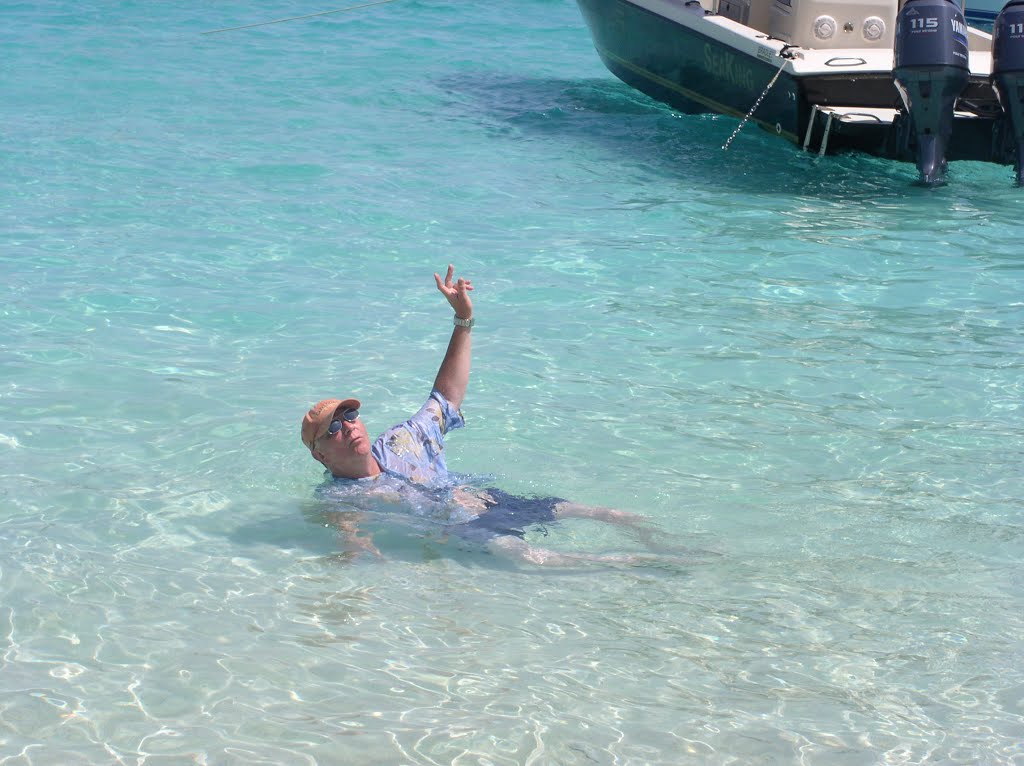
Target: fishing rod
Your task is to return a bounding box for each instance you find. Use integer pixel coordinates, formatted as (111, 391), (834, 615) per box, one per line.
(202, 0), (402, 35)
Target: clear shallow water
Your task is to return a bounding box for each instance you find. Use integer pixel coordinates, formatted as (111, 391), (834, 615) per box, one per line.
(2, 1), (1023, 763)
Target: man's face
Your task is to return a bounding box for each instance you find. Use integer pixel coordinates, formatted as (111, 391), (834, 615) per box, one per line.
(313, 411), (373, 476)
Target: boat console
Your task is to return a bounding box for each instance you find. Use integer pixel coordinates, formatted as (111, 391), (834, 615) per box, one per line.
(717, 0), (775, 31)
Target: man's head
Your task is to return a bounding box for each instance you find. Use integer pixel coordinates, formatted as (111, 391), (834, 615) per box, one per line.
(301, 397), (377, 478)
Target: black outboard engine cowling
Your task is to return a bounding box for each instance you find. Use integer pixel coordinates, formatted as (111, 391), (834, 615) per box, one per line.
(992, 0), (1024, 185)
(894, 0), (970, 185)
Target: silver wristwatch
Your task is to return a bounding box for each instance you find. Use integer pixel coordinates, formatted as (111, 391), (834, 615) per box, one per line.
(453, 315), (475, 329)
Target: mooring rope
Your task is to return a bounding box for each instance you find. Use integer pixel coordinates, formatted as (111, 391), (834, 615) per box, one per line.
(202, 0), (402, 35)
(721, 53), (793, 151)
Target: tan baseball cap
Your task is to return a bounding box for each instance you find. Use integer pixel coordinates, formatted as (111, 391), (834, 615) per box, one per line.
(301, 398), (361, 451)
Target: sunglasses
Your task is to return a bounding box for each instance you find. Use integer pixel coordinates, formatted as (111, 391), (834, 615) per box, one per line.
(325, 407), (359, 437)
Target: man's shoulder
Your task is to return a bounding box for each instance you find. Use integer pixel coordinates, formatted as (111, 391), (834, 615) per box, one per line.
(381, 392), (461, 436)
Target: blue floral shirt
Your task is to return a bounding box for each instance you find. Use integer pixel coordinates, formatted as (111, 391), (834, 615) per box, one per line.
(370, 389), (465, 486)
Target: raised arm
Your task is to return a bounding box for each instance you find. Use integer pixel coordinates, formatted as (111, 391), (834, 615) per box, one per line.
(432, 264), (474, 410)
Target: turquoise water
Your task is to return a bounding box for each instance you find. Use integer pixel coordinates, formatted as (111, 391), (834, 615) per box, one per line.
(3, 1), (1024, 763)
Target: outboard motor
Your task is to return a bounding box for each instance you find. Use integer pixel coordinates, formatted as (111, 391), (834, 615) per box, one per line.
(992, 0), (1024, 185)
(893, 0), (970, 185)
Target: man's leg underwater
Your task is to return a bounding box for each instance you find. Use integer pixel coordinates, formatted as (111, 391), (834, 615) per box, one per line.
(551, 501), (650, 527)
(552, 501), (675, 550)
(487, 534), (675, 568)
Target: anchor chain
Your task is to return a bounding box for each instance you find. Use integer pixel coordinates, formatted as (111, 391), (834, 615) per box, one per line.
(722, 47), (799, 151)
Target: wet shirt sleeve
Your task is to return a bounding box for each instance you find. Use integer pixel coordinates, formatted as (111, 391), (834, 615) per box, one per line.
(370, 390), (465, 485)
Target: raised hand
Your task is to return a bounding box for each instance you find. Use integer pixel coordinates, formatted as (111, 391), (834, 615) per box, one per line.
(434, 264), (473, 320)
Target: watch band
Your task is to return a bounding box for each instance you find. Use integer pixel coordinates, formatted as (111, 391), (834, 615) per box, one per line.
(453, 315), (475, 329)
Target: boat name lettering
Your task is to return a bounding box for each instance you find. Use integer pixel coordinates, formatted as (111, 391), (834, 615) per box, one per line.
(704, 45), (755, 91)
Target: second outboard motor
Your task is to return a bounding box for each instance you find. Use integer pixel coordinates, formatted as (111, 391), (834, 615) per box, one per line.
(992, 0), (1024, 185)
(894, 0), (970, 185)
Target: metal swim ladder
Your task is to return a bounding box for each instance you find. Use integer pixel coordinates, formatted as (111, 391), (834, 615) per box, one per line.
(801, 104), (891, 155)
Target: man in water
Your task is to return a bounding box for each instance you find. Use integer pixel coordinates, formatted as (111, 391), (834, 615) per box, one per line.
(301, 265), (650, 564)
